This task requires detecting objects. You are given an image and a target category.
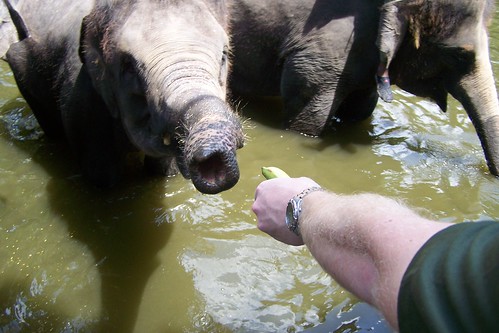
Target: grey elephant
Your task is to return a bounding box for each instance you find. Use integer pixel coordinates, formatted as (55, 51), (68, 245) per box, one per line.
(3, 0), (244, 194)
(229, 0), (499, 176)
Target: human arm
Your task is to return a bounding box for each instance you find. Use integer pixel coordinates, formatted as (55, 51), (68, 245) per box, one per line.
(252, 177), (453, 329)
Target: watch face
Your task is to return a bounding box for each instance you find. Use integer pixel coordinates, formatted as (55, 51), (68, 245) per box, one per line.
(292, 198), (301, 221)
(285, 200), (294, 229)
(285, 198), (300, 235)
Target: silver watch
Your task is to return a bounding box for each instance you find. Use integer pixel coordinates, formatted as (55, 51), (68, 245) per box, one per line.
(285, 186), (323, 236)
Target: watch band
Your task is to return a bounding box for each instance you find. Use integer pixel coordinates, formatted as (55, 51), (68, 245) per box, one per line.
(296, 186), (323, 201)
(287, 186), (323, 236)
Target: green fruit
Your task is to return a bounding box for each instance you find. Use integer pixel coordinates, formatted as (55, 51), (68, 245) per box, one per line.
(261, 166), (290, 179)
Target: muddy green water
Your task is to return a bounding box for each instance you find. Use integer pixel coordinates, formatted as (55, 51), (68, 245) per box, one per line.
(1, 15), (499, 333)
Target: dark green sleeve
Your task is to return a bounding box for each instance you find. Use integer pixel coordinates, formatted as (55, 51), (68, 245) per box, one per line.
(398, 221), (499, 333)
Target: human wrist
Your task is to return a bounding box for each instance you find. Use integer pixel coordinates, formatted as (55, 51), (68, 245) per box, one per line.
(298, 190), (335, 237)
(285, 186), (324, 236)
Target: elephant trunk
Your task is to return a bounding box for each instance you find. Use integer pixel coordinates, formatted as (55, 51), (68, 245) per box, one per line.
(178, 96), (244, 194)
(453, 49), (499, 176)
(149, 55), (242, 193)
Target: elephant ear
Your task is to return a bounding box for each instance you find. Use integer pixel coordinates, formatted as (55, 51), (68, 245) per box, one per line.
(78, 10), (119, 118)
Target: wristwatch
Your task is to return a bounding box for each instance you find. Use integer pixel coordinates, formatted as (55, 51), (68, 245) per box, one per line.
(285, 186), (323, 236)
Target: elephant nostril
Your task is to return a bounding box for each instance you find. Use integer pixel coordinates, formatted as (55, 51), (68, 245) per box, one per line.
(195, 153), (226, 184)
(188, 149), (240, 194)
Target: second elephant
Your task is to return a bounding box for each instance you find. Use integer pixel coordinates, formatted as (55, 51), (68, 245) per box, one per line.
(229, 0), (499, 177)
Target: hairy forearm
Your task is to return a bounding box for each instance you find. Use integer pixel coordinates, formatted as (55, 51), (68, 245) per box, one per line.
(299, 191), (452, 329)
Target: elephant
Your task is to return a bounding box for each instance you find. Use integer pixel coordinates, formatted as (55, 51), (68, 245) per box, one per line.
(229, 0), (499, 177)
(2, 0), (244, 194)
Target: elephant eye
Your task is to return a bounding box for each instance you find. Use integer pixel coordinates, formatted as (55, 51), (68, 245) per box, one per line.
(120, 54), (145, 96)
(221, 46), (228, 66)
(219, 45), (229, 86)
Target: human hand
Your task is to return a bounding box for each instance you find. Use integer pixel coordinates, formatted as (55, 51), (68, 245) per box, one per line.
(252, 177), (320, 246)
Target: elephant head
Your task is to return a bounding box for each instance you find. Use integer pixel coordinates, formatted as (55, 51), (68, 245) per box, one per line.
(79, 0), (244, 193)
(391, 0), (499, 176)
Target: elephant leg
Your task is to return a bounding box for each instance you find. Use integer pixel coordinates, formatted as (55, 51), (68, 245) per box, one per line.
(64, 67), (125, 187)
(334, 86), (378, 124)
(280, 56), (334, 136)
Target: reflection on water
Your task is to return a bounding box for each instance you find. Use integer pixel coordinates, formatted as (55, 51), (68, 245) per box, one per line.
(1, 11), (499, 333)
(182, 236), (335, 332)
(370, 91), (492, 220)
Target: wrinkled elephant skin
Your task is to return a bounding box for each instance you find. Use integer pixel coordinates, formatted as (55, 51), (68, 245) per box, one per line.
(3, 0), (244, 193)
(229, 0), (499, 176)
